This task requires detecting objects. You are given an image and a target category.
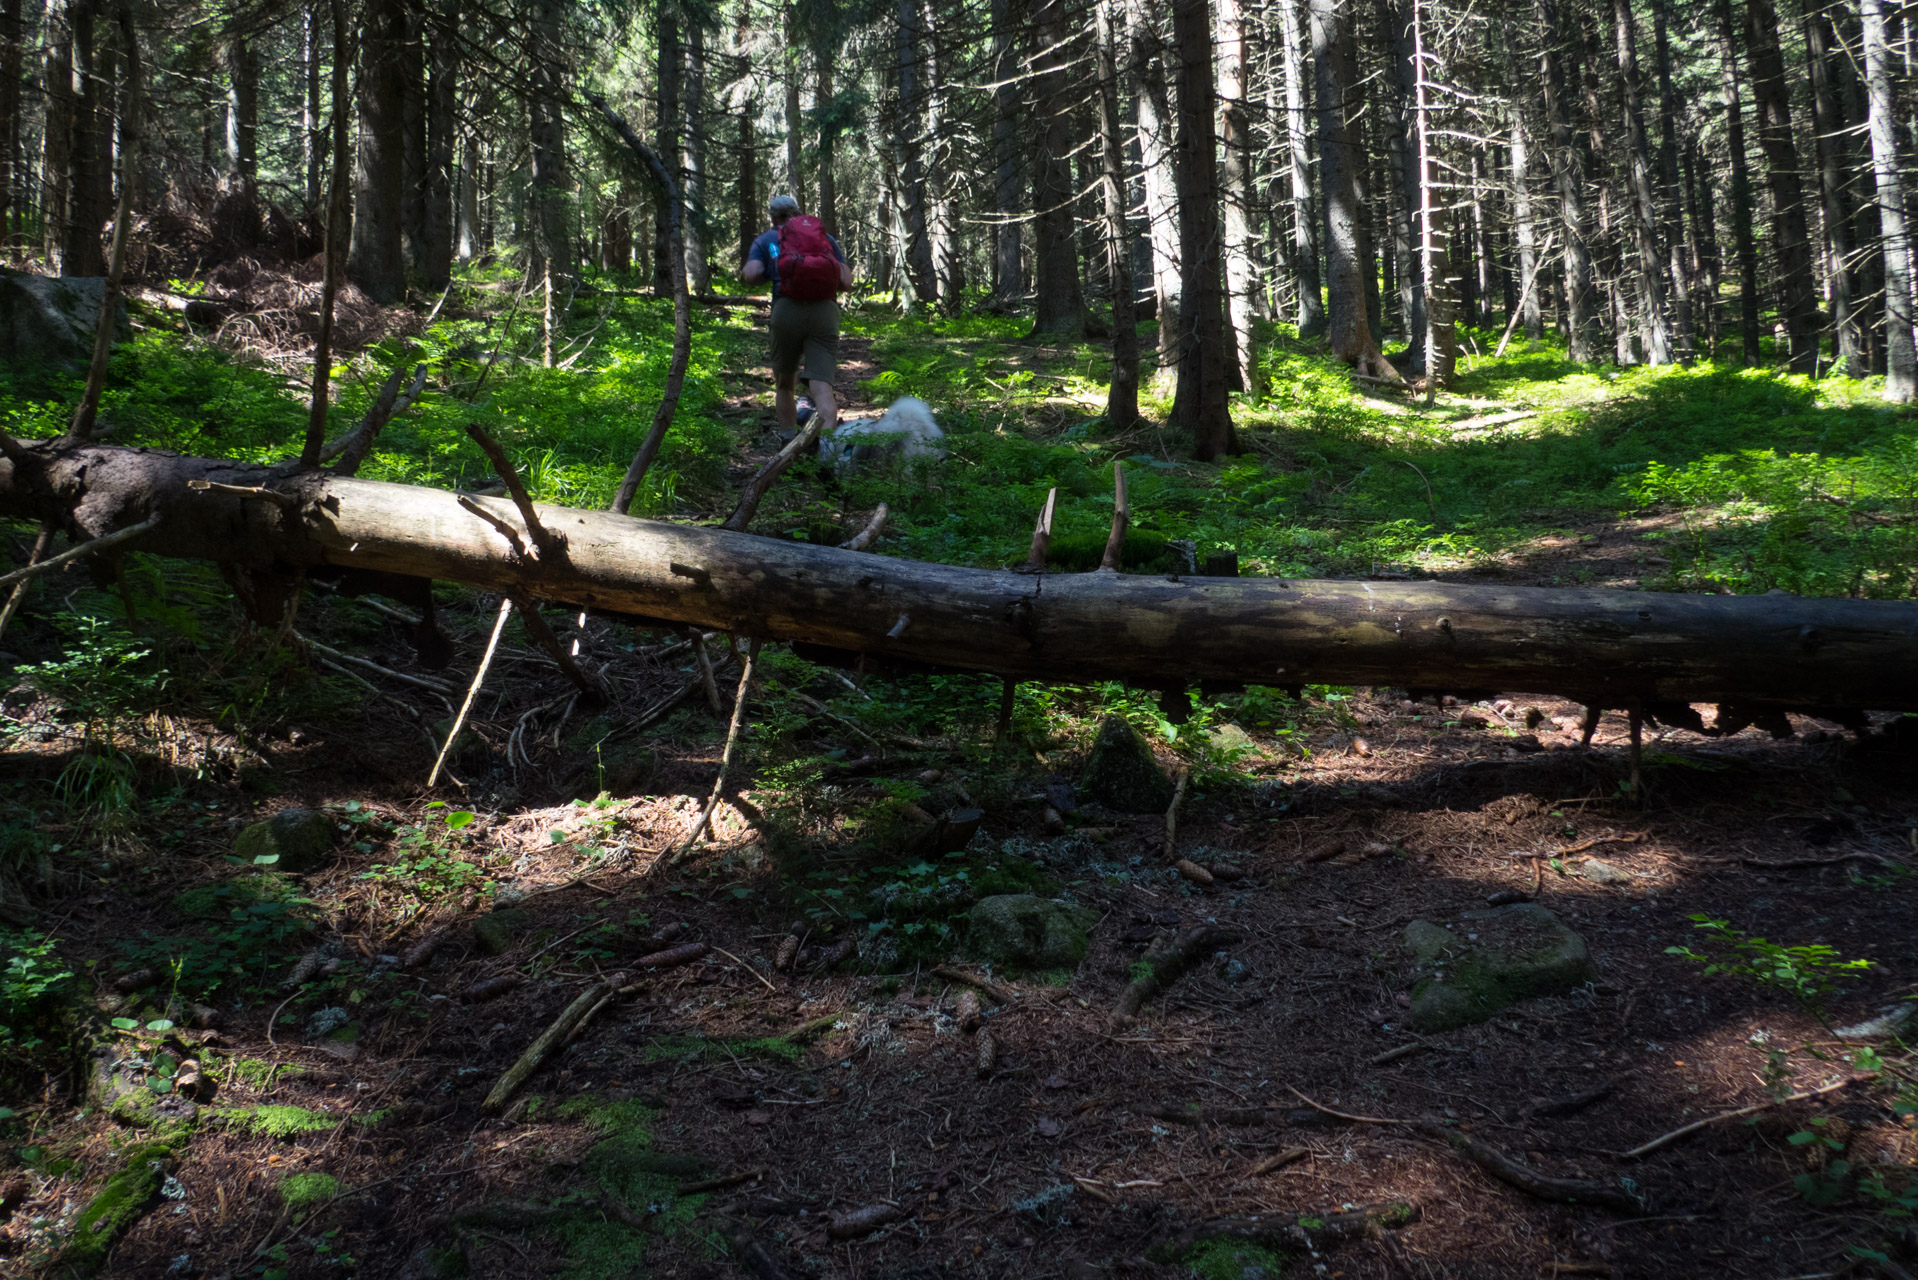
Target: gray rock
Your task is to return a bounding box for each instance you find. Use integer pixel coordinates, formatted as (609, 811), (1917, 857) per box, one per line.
(1579, 858), (1633, 885)
(1079, 716), (1174, 813)
(232, 808), (335, 873)
(0, 269), (128, 370)
(965, 894), (1099, 971)
(1402, 903), (1597, 1032)
(1207, 723), (1261, 757)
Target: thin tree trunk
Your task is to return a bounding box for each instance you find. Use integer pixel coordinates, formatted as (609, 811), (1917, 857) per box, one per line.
(1029, 0), (1085, 336)
(421, 0), (457, 290)
(1170, 0), (1236, 453)
(894, 0), (936, 305)
(1650, 0), (1695, 360)
(1128, 0), (1181, 367)
(0, 0), (19, 244)
(1744, 0), (1818, 372)
(1684, 137), (1719, 352)
(1383, 0), (1424, 359)
(1411, 0), (1453, 394)
(683, 20), (710, 291)
(300, 0), (351, 469)
(991, 0), (1022, 304)
(1863, 0), (1916, 400)
(224, 28), (257, 197)
(1538, 0), (1598, 361)
(782, 4), (804, 205)
(1096, 0), (1138, 433)
(1277, 0), (1324, 336)
(1218, 0), (1257, 391)
(1806, 2), (1863, 376)
(303, 4), (322, 212)
(60, 0), (105, 275)
(734, 3), (756, 266)
(65, 0), (136, 444)
(923, 0), (959, 306)
(398, 7), (426, 278)
(653, 7), (680, 298)
(1713, 0), (1761, 364)
(1311, 0), (1395, 378)
(814, 47), (836, 236)
(1509, 93), (1542, 341)
(1614, 0), (1672, 365)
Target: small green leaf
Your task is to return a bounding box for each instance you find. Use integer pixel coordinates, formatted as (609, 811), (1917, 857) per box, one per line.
(252, 853), (280, 866)
(443, 810), (476, 830)
(111, 1017), (139, 1030)
(146, 1019), (175, 1032)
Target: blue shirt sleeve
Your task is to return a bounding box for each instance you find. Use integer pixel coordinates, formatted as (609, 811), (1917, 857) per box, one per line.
(749, 229), (779, 286)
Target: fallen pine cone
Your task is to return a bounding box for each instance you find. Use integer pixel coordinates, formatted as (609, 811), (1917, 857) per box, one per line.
(189, 1003), (221, 1029)
(799, 938), (856, 972)
(281, 949), (327, 990)
(1351, 736), (1373, 757)
(1209, 863), (1246, 882)
(975, 1029), (997, 1076)
(1175, 859), (1215, 886)
(401, 926), (451, 971)
(955, 990), (982, 1034)
(773, 936), (800, 972)
(634, 942), (709, 971)
(828, 1203), (905, 1240)
(459, 974), (523, 1002)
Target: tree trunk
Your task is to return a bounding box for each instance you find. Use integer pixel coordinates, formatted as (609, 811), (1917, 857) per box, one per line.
(60, 0), (106, 276)
(682, 20), (710, 292)
(1712, 0), (1761, 365)
(1650, 0), (1695, 360)
(1743, 0), (1818, 373)
(224, 29), (258, 196)
(1614, 0), (1672, 365)
(922, 0), (960, 306)
(782, 10), (804, 208)
(0, 0), (20, 243)
(991, 0), (1022, 304)
(1509, 93), (1543, 342)
(1277, 0), (1325, 337)
(1863, 0), (1917, 400)
(1311, 0), (1395, 378)
(456, 125), (481, 262)
(1128, 0), (1181, 366)
(1029, 0), (1085, 336)
(420, 0), (457, 290)
(734, 2), (756, 266)
(1538, 0), (1598, 362)
(42, 0), (72, 265)
(6, 440), (1917, 714)
(814, 47), (836, 237)
(1383, 0), (1425, 361)
(653, 8), (680, 298)
(398, 6), (426, 280)
(1170, 0), (1235, 455)
(303, 4), (323, 213)
(893, 0), (936, 306)
(349, 0), (408, 303)
(1218, 0), (1257, 391)
(1805, 1), (1862, 376)
(1095, 0), (1138, 434)
(1684, 136), (1719, 353)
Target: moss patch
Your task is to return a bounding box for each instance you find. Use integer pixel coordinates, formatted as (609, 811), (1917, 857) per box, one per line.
(171, 872), (298, 918)
(225, 1104), (334, 1139)
(1185, 1239), (1288, 1280)
(279, 1171), (340, 1208)
(642, 1033), (806, 1065)
(53, 1140), (174, 1276)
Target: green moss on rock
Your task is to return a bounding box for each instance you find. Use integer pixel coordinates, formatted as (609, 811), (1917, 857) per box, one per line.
(232, 808), (335, 873)
(965, 894), (1099, 971)
(1403, 903), (1596, 1032)
(52, 1141), (173, 1276)
(1080, 716), (1174, 812)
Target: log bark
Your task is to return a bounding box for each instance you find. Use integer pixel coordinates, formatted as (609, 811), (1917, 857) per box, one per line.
(5, 440), (1918, 712)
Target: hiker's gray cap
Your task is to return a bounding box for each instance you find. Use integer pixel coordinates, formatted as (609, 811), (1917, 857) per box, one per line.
(769, 194), (800, 216)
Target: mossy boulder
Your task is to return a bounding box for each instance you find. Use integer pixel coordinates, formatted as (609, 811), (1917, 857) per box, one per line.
(965, 894), (1099, 971)
(1080, 715), (1174, 812)
(473, 907), (533, 955)
(171, 871), (297, 918)
(108, 1087), (199, 1142)
(1402, 903), (1597, 1032)
(0, 269), (128, 371)
(232, 808), (335, 873)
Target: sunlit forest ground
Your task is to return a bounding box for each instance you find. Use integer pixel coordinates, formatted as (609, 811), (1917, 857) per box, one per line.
(3, 273), (1918, 1279)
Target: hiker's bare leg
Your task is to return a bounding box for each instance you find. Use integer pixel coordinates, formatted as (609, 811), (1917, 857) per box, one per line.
(807, 379), (837, 436)
(775, 373), (797, 433)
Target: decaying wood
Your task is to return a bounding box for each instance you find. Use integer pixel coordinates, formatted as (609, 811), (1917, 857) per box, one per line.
(1163, 769), (1189, 856)
(1099, 463), (1129, 572)
(1414, 1120), (1641, 1212)
(483, 972), (628, 1112)
(844, 504), (890, 552)
(675, 639), (762, 856)
(1614, 1078), (1854, 1159)
(7, 439), (1918, 711)
(1022, 487), (1057, 571)
(458, 974), (522, 1002)
(1247, 1146), (1310, 1176)
(1111, 927), (1240, 1027)
(677, 1168), (763, 1196)
(428, 598), (511, 788)
(933, 966), (1018, 1005)
(827, 1202), (907, 1239)
(1157, 1201), (1421, 1258)
(1369, 1042), (1429, 1067)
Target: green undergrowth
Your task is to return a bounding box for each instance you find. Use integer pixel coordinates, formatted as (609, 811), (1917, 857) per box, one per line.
(642, 1032), (807, 1065)
(541, 1094), (724, 1279)
(1184, 1238), (1289, 1280)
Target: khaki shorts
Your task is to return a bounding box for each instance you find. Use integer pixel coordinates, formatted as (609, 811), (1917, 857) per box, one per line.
(770, 296), (840, 387)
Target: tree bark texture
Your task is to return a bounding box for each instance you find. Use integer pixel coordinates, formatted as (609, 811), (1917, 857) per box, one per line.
(1095, 0), (1139, 434)
(1171, 0), (1236, 457)
(1805, 2), (1862, 377)
(1743, 0), (1817, 374)
(1128, 0), (1182, 366)
(1029, 0), (1085, 336)
(1862, 0), (1916, 400)
(1310, 0), (1394, 378)
(5, 440), (1917, 714)
(991, 0), (1022, 304)
(1218, 0), (1258, 391)
(349, 0), (409, 303)
(1650, 0), (1695, 360)
(1712, 0), (1761, 365)
(1538, 0), (1598, 362)
(420, 0), (458, 290)
(1277, 0), (1325, 337)
(1613, 0), (1672, 366)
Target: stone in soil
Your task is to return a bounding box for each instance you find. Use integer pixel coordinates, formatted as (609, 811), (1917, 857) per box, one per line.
(232, 808), (335, 872)
(473, 907), (534, 955)
(1579, 858), (1633, 885)
(1079, 715), (1174, 812)
(0, 268), (129, 368)
(966, 894), (1100, 970)
(1402, 903), (1597, 1032)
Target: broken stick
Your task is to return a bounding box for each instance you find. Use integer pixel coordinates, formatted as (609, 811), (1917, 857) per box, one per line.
(1414, 1120), (1641, 1212)
(1111, 926), (1239, 1027)
(428, 596), (513, 788)
(483, 971), (629, 1112)
(932, 965), (1018, 1006)
(673, 637), (762, 858)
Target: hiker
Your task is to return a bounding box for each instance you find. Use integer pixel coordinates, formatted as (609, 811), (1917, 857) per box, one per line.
(743, 194), (853, 444)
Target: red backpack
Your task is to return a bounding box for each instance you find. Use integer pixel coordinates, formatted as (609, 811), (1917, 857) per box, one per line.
(777, 215), (843, 302)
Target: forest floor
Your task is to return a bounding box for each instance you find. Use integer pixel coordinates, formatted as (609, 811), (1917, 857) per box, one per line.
(2, 272), (1918, 1280)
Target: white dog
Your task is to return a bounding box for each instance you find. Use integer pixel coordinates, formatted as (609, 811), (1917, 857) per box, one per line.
(816, 396), (945, 476)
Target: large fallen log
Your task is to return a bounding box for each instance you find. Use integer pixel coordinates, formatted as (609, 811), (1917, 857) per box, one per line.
(3, 438), (1916, 712)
